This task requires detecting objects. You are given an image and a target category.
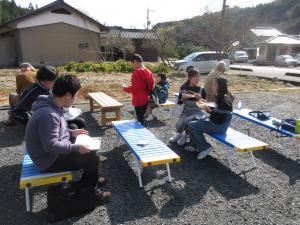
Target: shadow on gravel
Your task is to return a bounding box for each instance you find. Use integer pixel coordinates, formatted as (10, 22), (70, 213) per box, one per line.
(158, 145), (260, 219)
(99, 146), (158, 225)
(0, 122), (24, 148)
(254, 149), (300, 185)
(82, 111), (111, 136)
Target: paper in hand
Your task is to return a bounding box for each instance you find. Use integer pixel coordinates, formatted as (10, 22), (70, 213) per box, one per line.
(75, 134), (101, 150)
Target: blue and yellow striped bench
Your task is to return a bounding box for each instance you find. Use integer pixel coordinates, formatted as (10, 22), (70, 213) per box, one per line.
(112, 120), (180, 187)
(20, 152), (73, 212)
(209, 128), (269, 170)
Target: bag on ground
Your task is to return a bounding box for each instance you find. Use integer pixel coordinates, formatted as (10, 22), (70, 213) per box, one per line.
(47, 183), (98, 223)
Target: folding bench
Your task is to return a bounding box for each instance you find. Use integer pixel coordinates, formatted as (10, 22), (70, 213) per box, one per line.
(112, 120), (180, 187)
(233, 108), (299, 155)
(20, 152), (73, 212)
(88, 92), (123, 126)
(209, 127), (269, 170)
(159, 100), (175, 107)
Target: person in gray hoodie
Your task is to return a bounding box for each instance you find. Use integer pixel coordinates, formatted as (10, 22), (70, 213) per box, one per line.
(25, 74), (111, 202)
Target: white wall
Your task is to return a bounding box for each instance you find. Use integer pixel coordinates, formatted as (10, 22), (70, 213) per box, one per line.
(16, 11), (100, 33)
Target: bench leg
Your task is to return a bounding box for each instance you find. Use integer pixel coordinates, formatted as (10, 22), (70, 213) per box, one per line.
(115, 134), (120, 147)
(166, 163), (172, 182)
(25, 187), (30, 212)
(135, 158), (143, 188)
(226, 150), (233, 171)
(89, 98), (94, 112)
(249, 151), (257, 168)
(280, 138), (288, 156)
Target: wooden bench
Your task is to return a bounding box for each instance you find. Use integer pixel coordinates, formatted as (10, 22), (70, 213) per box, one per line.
(233, 108), (299, 156)
(88, 92), (123, 125)
(112, 120), (180, 188)
(209, 128), (269, 170)
(20, 152), (73, 212)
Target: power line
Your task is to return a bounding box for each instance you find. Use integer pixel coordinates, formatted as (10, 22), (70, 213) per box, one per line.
(194, 0), (220, 16)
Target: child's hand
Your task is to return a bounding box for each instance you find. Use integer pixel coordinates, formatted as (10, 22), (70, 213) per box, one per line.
(71, 129), (89, 138)
(194, 93), (202, 100)
(196, 102), (212, 113)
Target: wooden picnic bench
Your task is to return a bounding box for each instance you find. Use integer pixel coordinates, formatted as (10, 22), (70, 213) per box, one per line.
(112, 120), (180, 188)
(20, 152), (74, 212)
(233, 108), (299, 156)
(88, 92), (123, 126)
(208, 127), (269, 170)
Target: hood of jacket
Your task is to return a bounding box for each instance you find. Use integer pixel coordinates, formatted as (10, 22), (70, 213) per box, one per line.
(31, 95), (63, 114)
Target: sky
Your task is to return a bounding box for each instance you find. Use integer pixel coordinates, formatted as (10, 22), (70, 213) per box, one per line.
(15, 0), (274, 28)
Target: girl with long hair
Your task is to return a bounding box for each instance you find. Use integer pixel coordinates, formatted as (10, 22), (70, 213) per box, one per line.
(185, 76), (233, 160)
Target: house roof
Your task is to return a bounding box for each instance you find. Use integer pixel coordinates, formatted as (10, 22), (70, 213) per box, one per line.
(250, 27), (282, 37)
(0, 0), (107, 31)
(100, 27), (157, 40)
(265, 35), (300, 45)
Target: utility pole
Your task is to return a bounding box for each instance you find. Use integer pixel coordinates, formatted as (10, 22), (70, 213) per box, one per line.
(219, 0), (227, 59)
(146, 7), (154, 30)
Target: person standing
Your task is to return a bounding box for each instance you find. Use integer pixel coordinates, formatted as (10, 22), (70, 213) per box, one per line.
(123, 54), (154, 126)
(5, 63), (36, 126)
(204, 61), (234, 102)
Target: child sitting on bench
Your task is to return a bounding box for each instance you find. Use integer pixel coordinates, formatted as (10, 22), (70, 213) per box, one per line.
(25, 75), (111, 202)
(146, 72), (169, 121)
(169, 68), (206, 146)
(185, 76), (233, 160)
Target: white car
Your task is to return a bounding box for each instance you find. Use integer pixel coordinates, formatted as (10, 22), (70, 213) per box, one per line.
(275, 55), (297, 67)
(230, 51), (248, 63)
(174, 51), (230, 73)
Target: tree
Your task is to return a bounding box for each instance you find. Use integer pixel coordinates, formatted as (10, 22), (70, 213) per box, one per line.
(150, 26), (177, 64)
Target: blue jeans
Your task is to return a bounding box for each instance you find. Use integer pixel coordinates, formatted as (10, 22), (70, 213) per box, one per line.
(187, 115), (232, 152)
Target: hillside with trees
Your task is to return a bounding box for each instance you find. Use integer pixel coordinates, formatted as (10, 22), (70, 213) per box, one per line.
(153, 0), (300, 59)
(0, 0), (35, 24)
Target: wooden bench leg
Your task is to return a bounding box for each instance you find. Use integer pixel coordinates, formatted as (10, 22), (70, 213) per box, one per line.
(135, 158), (143, 188)
(116, 109), (121, 121)
(25, 187), (30, 212)
(101, 110), (106, 126)
(166, 163), (172, 182)
(89, 98), (94, 112)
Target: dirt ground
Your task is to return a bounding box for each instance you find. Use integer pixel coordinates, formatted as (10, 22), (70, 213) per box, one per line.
(0, 69), (298, 106)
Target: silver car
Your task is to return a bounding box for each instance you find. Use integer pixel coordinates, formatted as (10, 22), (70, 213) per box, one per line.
(275, 55), (297, 67)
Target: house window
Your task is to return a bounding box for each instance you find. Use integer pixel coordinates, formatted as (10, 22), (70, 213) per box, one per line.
(51, 8), (71, 15)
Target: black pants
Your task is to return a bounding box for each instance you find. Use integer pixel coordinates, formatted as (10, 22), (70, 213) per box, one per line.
(67, 116), (86, 130)
(44, 151), (99, 187)
(135, 104), (148, 126)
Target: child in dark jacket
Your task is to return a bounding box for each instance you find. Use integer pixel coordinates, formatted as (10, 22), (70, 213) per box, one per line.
(145, 73), (169, 121)
(13, 66), (57, 125)
(185, 76), (233, 160)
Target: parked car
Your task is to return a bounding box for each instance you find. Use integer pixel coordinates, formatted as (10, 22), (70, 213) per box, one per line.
(230, 51), (249, 63)
(174, 51), (230, 73)
(275, 55), (297, 67)
(295, 53), (300, 65)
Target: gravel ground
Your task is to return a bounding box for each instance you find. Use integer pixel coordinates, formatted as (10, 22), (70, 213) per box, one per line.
(0, 91), (299, 225)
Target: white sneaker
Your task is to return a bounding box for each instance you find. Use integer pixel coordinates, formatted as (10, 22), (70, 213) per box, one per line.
(197, 147), (213, 160)
(185, 146), (198, 152)
(169, 132), (183, 143)
(145, 114), (154, 121)
(177, 133), (187, 146)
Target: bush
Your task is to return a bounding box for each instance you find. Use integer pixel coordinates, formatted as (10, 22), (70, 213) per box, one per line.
(58, 60), (170, 74)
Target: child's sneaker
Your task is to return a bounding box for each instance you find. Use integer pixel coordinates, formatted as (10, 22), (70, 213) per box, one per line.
(169, 132), (182, 143)
(177, 133), (187, 146)
(185, 145), (198, 152)
(197, 147), (213, 160)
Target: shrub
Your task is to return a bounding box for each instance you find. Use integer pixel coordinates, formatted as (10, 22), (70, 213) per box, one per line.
(57, 60), (170, 74)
